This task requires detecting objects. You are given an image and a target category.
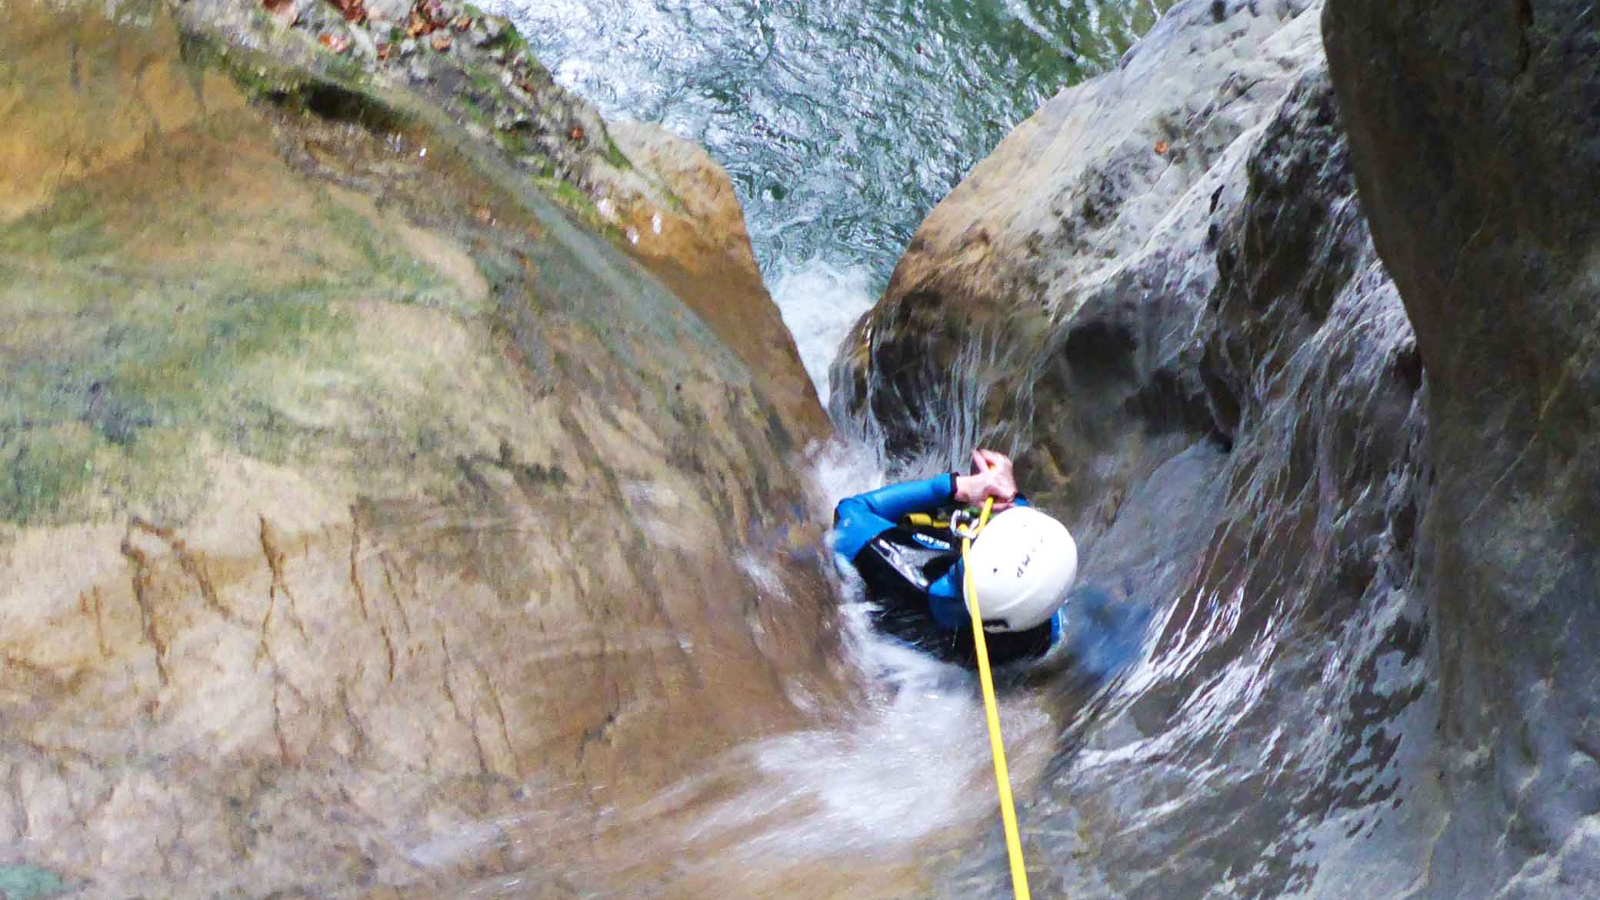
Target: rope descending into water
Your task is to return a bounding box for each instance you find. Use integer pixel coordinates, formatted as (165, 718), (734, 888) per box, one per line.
(960, 495), (1032, 900)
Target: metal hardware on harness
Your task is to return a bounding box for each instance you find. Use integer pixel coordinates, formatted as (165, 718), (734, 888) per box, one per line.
(950, 509), (984, 541)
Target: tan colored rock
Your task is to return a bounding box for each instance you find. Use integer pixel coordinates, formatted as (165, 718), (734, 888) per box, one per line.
(174, 0), (829, 441)
(0, 3), (846, 896)
(606, 120), (831, 437)
(606, 120), (761, 274)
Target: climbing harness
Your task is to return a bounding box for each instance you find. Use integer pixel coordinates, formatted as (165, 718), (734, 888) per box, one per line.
(903, 512), (952, 529)
(959, 494), (1032, 900)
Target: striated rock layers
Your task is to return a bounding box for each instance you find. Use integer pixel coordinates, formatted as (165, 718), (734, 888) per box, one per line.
(1324, 1), (1600, 896)
(836, 0), (1486, 897)
(0, 0), (841, 896)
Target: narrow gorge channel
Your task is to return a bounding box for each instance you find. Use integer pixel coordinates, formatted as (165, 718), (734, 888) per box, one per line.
(3, 1), (1597, 899)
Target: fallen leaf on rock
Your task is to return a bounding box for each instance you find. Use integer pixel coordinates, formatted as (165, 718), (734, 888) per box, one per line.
(451, 14), (472, 31)
(569, 125), (585, 141)
(319, 32), (352, 53)
(262, 0), (299, 27)
(323, 0), (366, 24)
(406, 0), (447, 36)
(1155, 140), (1171, 156)
(376, 42), (393, 61)
(430, 32), (453, 51)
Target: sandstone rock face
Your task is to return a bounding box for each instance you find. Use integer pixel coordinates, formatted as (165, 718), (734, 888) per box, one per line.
(607, 120), (829, 435)
(179, 0), (826, 435)
(1324, 1), (1600, 896)
(840, 2), (1458, 897)
(0, 2), (843, 896)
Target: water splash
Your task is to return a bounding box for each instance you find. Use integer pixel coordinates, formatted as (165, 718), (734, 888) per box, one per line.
(769, 256), (878, 406)
(479, 0), (1174, 408)
(401, 435), (1065, 897)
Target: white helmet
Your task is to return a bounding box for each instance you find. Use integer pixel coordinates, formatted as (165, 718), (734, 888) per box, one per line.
(967, 507), (1077, 632)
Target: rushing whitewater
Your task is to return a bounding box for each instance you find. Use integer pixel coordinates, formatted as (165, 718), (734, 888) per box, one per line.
(4, 0), (1574, 892)
(454, 1), (1503, 898)
(480, 0), (1170, 409)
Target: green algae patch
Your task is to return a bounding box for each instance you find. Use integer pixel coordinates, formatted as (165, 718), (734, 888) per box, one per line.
(0, 14), (521, 527)
(600, 127), (634, 172)
(1, 0), (809, 533)
(0, 427), (99, 526)
(175, 21), (398, 129)
(0, 866), (66, 900)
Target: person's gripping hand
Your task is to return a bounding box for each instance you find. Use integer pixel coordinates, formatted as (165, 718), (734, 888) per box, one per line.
(954, 449), (1017, 510)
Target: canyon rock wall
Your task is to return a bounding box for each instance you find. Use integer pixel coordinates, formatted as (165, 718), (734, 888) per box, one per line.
(0, 1), (841, 896)
(1324, 1), (1600, 895)
(840, 2), (1456, 897)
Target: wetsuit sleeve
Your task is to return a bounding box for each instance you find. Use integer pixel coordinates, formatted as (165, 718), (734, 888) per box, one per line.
(926, 565), (968, 630)
(831, 473), (958, 561)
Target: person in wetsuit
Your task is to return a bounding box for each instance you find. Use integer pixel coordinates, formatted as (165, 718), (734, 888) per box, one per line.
(832, 449), (1078, 669)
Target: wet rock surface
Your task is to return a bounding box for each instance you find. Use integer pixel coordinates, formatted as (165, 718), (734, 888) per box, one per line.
(0, 1), (843, 895)
(836, 0), (1500, 896)
(604, 119), (832, 436)
(1324, 1), (1600, 896)
(177, 0), (824, 430)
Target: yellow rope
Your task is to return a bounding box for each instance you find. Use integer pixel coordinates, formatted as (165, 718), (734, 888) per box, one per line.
(961, 495), (1031, 900)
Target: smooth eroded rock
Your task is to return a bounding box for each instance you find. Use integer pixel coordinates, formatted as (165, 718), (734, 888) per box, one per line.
(607, 119), (830, 436)
(0, 2), (845, 896)
(1324, 1), (1600, 896)
(840, 2), (1446, 897)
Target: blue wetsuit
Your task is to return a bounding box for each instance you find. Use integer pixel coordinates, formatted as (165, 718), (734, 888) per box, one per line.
(833, 474), (1064, 668)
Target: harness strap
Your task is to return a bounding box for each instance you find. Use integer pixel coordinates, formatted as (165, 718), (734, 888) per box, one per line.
(902, 512), (951, 529)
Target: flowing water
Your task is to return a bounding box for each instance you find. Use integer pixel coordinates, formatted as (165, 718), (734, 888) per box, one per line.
(439, 2), (1449, 898)
(454, 0), (1183, 894)
(481, 0), (1170, 402)
(0, 1), (1489, 896)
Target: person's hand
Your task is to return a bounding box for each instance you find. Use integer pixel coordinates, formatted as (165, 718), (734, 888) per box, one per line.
(954, 449), (1017, 510)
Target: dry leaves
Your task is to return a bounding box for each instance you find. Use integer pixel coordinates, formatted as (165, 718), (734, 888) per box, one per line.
(568, 125), (585, 141)
(325, 0), (368, 24)
(407, 0), (447, 38)
(318, 32), (352, 54)
(1154, 140), (1171, 156)
(430, 32), (453, 52)
(262, 0), (299, 28)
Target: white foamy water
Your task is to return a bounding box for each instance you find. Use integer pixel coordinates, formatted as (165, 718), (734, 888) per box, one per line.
(768, 256), (878, 406)
(399, 438), (1059, 898)
(615, 438), (1057, 885)
(780, 443), (1058, 828)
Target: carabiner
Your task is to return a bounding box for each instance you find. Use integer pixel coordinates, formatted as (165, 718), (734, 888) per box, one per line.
(950, 508), (983, 541)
